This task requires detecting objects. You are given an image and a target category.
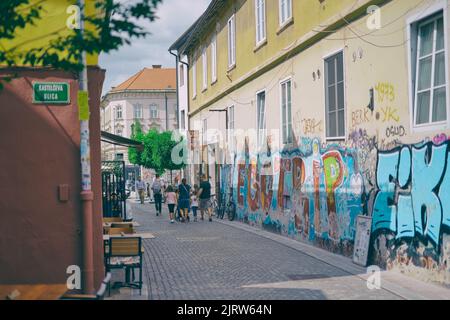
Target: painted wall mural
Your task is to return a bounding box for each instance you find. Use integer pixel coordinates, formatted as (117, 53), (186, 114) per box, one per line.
(370, 141), (450, 285)
(223, 138), (363, 257)
(221, 136), (450, 285)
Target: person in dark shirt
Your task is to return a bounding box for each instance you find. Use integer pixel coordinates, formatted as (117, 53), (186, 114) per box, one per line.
(198, 174), (212, 222)
(178, 178), (191, 222)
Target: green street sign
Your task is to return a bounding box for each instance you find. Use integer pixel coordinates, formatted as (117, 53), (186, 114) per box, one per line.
(33, 82), (70, 104)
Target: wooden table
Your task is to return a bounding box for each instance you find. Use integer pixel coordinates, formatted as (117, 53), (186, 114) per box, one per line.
(103, 232), (155, 241)
(0, 284), (67, 300)
(103, 221), (141, 228)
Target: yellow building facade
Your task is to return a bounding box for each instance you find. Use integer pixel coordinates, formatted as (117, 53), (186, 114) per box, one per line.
(177, 0), (450, 285)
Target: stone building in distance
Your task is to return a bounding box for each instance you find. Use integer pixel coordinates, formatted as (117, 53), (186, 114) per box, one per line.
(101, 65), (177, 164)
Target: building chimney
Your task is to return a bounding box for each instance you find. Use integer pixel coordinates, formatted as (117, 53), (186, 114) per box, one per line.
(152, 65), (162, 69)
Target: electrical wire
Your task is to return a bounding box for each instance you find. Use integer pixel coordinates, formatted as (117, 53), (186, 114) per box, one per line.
(214, 0), (440, 106)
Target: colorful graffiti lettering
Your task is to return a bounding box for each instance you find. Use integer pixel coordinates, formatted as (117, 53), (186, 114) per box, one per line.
(433, 133), (449, 145)
(352, 109), (371, 127)
(226, 138), (361, 250)
(385, 125), (406, 138)
(372, 142), (450, 248)
(219, 131), (450, 285)
(375, 82), (395, 103)
(301, 118), (323, 135)
(380, 106), (400, 123)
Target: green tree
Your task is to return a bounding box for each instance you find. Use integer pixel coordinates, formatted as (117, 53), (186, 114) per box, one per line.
(0, 0), (162, 88)
(128, 121), (145, 165)
(129, 127), (186, 178)
(142, 129), (162, 174)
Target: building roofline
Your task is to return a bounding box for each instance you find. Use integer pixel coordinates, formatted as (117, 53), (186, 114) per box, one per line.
(171, 0), (228, 56)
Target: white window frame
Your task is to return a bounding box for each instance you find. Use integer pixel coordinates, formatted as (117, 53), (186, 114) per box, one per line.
(192, 59), (197, 99)
(323, 49), (346, 141)
(150, 104), (158, 119)
(211, 34), (217, 83)
(115, 105), (122, 119)
(133, 104), (143, 119)
(279, 77), (293, 145)
(228, 14), (236, 68)
(279, 0), (292, 27)
(256, 89), (266, 150)
(180, 110), (186, 130)
(407, 1), (449, 132)
(179, 64), (184, 87)
(255, 0), (266, 46)
(202, 47), (208, 91)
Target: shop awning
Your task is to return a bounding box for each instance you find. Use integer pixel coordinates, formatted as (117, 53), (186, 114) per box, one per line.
(101, 131), (143, 150)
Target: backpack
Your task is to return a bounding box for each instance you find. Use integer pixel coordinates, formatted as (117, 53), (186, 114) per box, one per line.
(152, 180), (162, 194)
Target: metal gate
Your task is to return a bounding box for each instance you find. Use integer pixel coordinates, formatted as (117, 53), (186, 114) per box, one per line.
(102, 161), (127, 219)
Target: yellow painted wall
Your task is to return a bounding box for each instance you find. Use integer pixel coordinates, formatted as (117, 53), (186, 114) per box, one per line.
(189, 0), (385, 113)
(187, 0), (450, 287)
(1, 0), (100, 66)
(191, 0), (450, 150)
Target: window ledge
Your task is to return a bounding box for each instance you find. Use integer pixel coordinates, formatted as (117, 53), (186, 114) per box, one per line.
(227, 64), (236, 73)
(412, 121), (448, 133)
(201, 87), (207, 93)
(253, 39), (268, 53)
(211, 79), (218, 86)
(277, 17), (294, 35)
(326, 136), (346, 142)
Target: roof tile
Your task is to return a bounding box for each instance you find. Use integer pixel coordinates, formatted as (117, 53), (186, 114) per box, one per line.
(111, 67), (176, 92)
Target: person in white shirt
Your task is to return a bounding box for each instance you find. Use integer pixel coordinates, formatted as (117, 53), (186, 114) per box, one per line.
(152, 174), (164, 216)
(191, 184), (199, 222)
(135, 178), (146, 204)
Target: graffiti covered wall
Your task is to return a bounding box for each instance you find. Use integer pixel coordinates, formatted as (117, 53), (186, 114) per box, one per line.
(370, 141), (450, 285)
(221, 136), (450, 286)
(224, 137), (364, 257)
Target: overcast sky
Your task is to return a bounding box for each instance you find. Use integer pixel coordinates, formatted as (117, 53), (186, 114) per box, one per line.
(99, 0), (210, 95)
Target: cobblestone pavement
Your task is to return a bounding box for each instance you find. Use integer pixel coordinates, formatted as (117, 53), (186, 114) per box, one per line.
(120, 201), (404, 300)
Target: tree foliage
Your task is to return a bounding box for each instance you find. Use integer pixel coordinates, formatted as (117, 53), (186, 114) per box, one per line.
(129, 120), (144, 165)
(0, 0), (162, 87)
(128, 122), (186, 176)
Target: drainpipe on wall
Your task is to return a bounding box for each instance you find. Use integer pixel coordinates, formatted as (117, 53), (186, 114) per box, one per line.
(78, 0), (95, 295)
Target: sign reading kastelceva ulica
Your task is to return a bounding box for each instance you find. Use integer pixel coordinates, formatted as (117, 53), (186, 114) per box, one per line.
(33, 82), (70, 104)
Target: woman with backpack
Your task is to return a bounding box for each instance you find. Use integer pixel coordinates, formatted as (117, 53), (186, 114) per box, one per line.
(177, 178), (191, 223)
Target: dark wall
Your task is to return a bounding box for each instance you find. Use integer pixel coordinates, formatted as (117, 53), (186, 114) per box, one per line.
(0, 67), (105, 288)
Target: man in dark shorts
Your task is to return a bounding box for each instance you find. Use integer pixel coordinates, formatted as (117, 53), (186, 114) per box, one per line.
(198, 174), (212, 222)
(178, 178), (191, 222)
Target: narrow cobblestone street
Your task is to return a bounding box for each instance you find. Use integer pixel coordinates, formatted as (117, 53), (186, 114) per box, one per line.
(122, 201), (409, 300)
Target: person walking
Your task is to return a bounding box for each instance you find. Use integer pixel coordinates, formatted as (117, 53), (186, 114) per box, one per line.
(178, 178), (191, 223)
(191, 184), (199, 222)
(152, 174), (163, 216)
(198, 174), (213, 222)
(135, 177), (146, 204)
(165, 185), (177, 223)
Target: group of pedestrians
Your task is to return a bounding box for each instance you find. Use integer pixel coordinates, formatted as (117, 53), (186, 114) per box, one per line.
(150, 174), (213, 224)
